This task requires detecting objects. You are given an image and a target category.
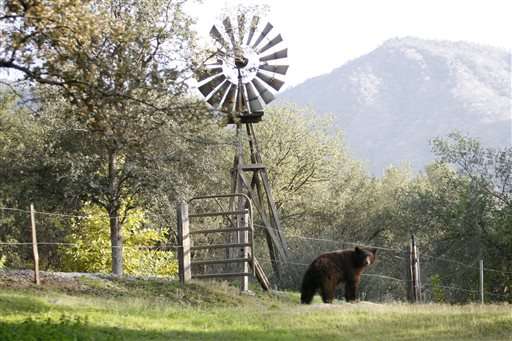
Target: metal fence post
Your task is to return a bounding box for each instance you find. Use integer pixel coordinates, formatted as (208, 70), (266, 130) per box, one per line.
(240, 209), (249, 292)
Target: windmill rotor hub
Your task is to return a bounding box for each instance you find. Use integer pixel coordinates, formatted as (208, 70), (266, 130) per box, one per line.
(222, 46), (259, 84)
(235, 55), (249, 68)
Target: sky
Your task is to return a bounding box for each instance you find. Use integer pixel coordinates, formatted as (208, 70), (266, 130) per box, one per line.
(186, 0), (511, 88)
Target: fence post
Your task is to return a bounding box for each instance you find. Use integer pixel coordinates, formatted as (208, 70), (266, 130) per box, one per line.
(480, 259), (484, 304)
(240, 209), (249, 292)
(407, 234), (420, 303)
(30, 204), (40, 285)
(177, 201), (191, 285)
(416, 243), (422, 303)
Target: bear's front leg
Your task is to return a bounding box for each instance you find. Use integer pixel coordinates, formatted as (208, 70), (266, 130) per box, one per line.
(320, 279), (336, 303)
(344, 280), (358, 302)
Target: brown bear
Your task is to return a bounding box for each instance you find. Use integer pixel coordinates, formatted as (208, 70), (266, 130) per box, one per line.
(300, 246), (377, 304)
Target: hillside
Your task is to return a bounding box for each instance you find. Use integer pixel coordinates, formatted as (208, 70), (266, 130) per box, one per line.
(276, 37), (511, 174)
(1, 270), (512, 340)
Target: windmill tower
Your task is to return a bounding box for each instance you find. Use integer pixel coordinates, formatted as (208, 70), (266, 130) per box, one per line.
(196, 15), (289, 280)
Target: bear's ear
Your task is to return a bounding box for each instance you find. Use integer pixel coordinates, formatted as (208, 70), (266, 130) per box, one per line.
(355, 246), (362, 253)
(371, 248), (377, 255)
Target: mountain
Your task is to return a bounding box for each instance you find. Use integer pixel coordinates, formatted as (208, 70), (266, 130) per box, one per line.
(276, 37), (511, 175)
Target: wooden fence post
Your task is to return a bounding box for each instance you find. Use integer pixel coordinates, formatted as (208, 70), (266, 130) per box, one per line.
(177, 201), (191, 285)
(480, 259), (484, 304)
(30, 204), (40, 285)
(406, 245), (413, 302)
(416, 242), (422, 302)
(407, 234), (421, 303)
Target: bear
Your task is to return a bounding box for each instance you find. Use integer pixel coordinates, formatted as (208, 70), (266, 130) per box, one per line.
(300, 246), (377, 304)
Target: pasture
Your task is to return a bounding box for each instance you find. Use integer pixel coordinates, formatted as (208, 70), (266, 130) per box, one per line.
(1, 271), (511, 340)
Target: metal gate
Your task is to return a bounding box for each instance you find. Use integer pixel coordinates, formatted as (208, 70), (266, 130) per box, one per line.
(177, 194), (261, 291)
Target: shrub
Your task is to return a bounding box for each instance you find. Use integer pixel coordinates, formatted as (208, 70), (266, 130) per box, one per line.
(0, 255), (6, 270)
(60, 204), (177, 277)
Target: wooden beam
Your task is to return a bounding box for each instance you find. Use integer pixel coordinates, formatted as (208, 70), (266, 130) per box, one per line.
(177, 202), (191, 285)
(241, 163), (266, 171)
(30, 204), (40, 285)
(238, 172), (287, 262)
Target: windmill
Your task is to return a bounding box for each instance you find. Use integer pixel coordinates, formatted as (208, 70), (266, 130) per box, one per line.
(196, 14), (289, 282)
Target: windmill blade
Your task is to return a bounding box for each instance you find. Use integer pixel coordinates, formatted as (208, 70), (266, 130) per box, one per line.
(237, 14), (246, 46)
(252, 78), (275, 104)
(246, 16), (259, 45)
(259, 48), (288, 62)
(256, 72), (285, 91)
(258, 34), (283, 54)
(221, 84), (237, 112)
(223, 17), (237, 48)
(196, 66), (223, 82)
(245, 82), (264, 113)
(259, 64), (289, 75)
(210, 25), (226, 46)
(198, 73), (226, 98)
(252, 22), (273, 49)
(207, 80), (230, 108)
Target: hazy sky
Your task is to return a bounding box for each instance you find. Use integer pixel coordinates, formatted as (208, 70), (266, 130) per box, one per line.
(186, 0), (511, 88)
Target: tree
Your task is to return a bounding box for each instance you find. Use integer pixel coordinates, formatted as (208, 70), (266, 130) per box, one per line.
(432, 132), (512, 208)
(2, 0), (205, 276)
(431, 133), (512, 301)
(1, 0), (102, 84)
(258, 106), (364, 228)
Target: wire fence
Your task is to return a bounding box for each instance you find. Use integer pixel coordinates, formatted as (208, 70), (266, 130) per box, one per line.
(1, 205), (511, 303)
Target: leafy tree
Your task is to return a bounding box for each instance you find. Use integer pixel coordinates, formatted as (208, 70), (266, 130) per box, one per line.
(37, 0), (203, 276)
(0, 90), (78, 269)
(431, 133), (512, 301)
(258, 106), (365, 230)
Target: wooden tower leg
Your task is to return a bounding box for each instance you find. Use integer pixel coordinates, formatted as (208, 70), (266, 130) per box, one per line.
(227, 122), (287, 285)
(242, 123), (288, 279)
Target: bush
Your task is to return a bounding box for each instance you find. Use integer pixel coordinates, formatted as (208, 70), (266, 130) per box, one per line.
(60, 204), (177, 277)
(0, 255), (6, 270)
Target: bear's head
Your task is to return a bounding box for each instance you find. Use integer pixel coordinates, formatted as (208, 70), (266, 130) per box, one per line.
(354, 246), (377, 267)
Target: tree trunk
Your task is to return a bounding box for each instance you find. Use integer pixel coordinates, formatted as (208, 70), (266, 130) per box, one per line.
(108, 149), (123, 276)
(110, 211), (123, 276)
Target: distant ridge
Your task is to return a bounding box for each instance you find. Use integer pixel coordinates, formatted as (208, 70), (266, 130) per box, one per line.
(276, 37), (511, 174)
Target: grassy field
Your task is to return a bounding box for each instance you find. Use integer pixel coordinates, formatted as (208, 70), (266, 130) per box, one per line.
(1, 271), (511, 340)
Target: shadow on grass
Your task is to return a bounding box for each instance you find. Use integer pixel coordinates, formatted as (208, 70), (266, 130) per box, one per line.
(0, 318), (301, 341)
(1, 314), (512, 341)
(0, 295), (50, 314)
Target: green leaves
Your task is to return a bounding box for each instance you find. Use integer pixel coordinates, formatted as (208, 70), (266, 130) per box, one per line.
(60, 203), (178, 276)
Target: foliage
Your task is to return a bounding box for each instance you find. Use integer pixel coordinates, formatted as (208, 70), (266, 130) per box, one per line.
(0, 255), (6, 270)
(259, 106), (367, 232)
(60, 203), (177, 276)
(430, 274), (446, 303)
(428, 133), (512, 302)
(2, 0), (208, 275)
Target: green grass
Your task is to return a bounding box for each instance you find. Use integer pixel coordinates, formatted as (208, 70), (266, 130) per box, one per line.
(1, 274), (511, 340)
